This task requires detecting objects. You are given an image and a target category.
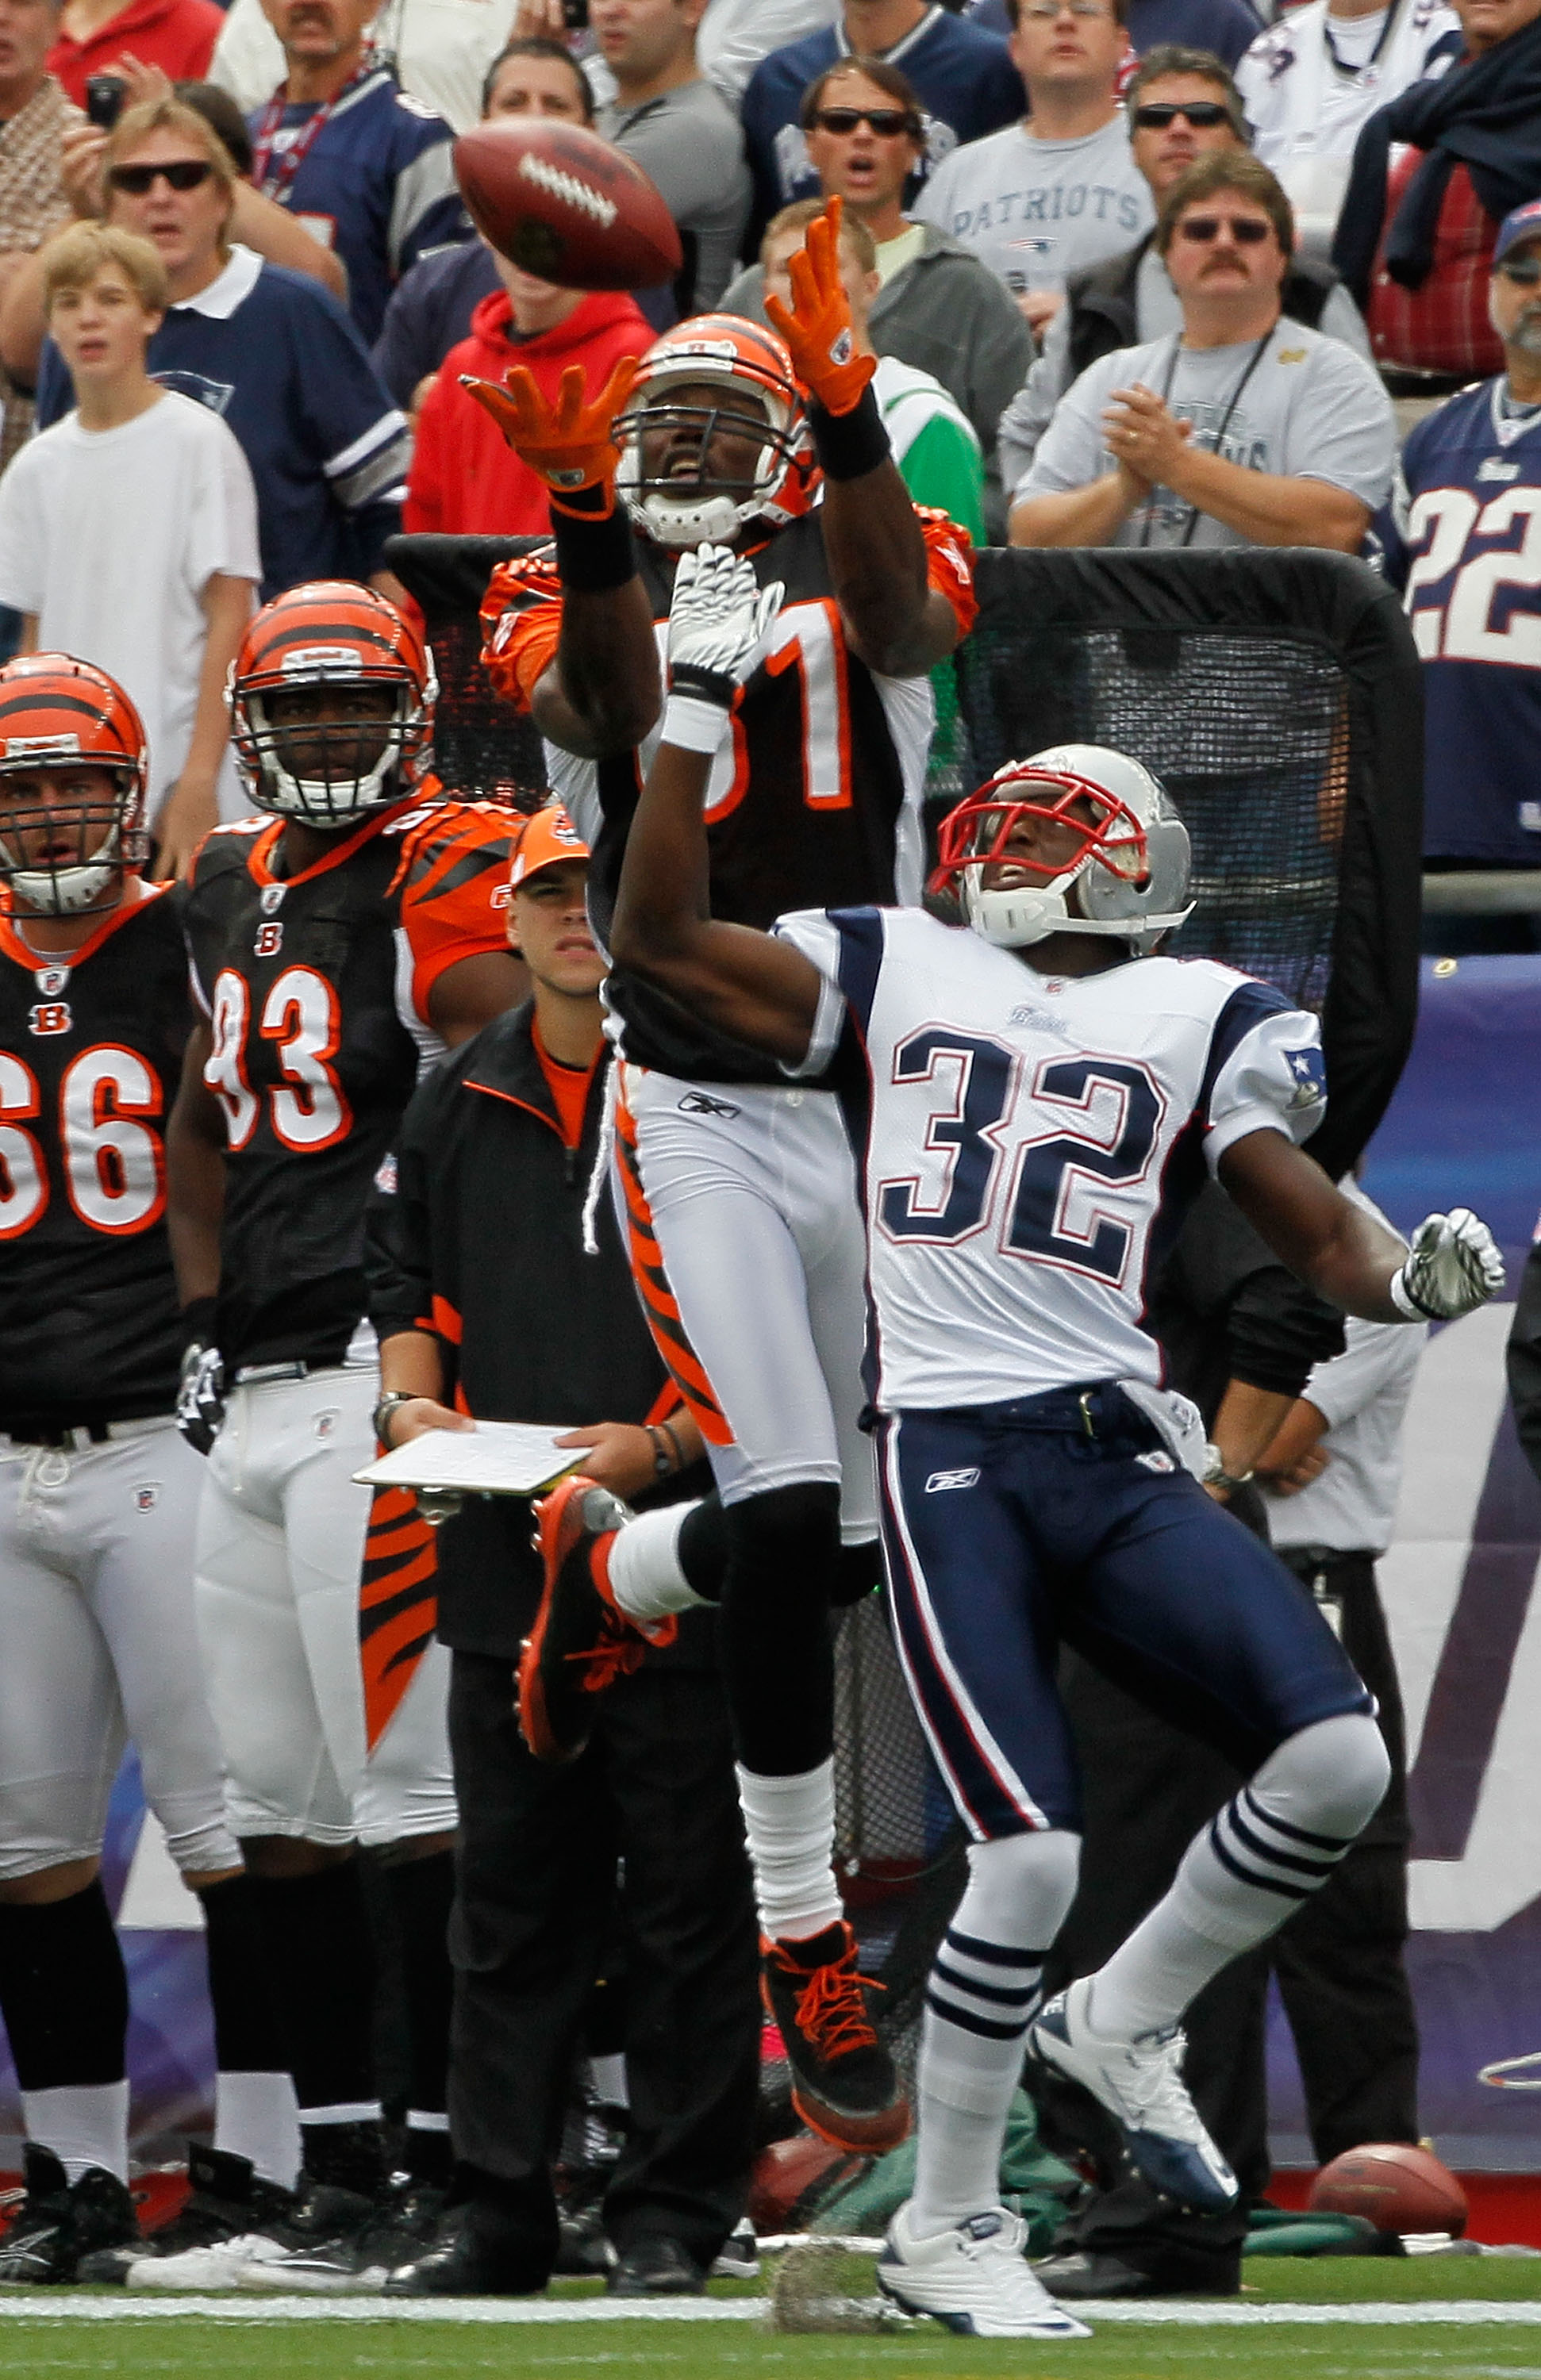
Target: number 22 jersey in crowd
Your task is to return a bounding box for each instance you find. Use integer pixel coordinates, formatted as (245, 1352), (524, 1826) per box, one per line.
(776, 906), (1328, 1410)
(0, 884), (190, 1426)
(180, 796), (514, 1372)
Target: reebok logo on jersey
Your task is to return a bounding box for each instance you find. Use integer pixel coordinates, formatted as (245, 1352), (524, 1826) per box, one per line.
(678, 1092), (741, 1119)
(925, 1467), (980, 1493)
(1136, 1449), (1175, 1473)
(28, 1000), (71, 1035)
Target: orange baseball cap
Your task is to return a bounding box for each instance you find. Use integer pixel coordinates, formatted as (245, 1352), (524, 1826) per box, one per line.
(509, 802), (590, 889)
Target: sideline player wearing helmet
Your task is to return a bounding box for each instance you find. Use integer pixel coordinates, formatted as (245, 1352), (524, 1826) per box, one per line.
(0, 655), (293, 2283)
(473, 203), (975, 2157)
(601, 544), (1504, 2336)
(161, 582), (525, 2285)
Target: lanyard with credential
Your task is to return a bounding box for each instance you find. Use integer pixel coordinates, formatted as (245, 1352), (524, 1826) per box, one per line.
(1323, 0), (1404, 85)
(1137, 328), (1273, 550)
(252, 62), (371, 204)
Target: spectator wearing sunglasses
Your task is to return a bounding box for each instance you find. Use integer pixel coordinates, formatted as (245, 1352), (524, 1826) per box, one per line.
(1010, 150), (1393, 551)
(740, 0), (1024, 257)
(26, 98), (410, 603)
(1377, 203), (1541, 931)
(967, 0), (1262, 71)
(1235, 0), (1461, 261)
(997, 47), (1369, 484)
(719, 56), (1032, 533)
(913, 0), (1154, 336)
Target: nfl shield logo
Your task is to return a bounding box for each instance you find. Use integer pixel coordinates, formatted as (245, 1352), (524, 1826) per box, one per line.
(134, 1484), (159, 1513)
(260, 883), (285, 916)
(33, 965), (70, 997)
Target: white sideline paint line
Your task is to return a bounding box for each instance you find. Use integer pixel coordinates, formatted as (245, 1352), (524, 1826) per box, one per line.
(2, 2296), (1541, 2327)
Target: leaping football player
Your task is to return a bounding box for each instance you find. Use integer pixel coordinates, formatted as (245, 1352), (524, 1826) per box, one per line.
(474, 201), (974, 2155)
(598, 542), (1504, 2339)
(161, 583), (524, 2285)
(0, 657), (290, 2283)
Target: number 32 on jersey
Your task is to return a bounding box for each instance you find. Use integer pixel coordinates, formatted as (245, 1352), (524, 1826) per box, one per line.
(205, 965), (352, 1153)
(875, 1030), (1166, 1287)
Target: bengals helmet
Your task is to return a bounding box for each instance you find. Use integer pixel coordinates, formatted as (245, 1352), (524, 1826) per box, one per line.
(932, 744), (1194, 957)
(614, 316), (817, 550)
(0, 654), (148, 915)
(229, 582), (436, 827)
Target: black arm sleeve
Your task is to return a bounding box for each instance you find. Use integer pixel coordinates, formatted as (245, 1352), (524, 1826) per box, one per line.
(1150, 1180), (1344, 1416)
(1507, 1243), (1541, 1490)
(363, 1082), (439, 1348)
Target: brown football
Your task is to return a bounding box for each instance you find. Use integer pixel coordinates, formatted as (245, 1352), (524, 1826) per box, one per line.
(453, 118), (682, 292)
(1307, 2143), (1469, 2236)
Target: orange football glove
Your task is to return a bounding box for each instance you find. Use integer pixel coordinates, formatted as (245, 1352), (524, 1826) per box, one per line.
(763, 196), (876, 417)
(460, 352), (641, 516)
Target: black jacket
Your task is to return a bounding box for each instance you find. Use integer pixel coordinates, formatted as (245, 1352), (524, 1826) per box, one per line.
(366, 999), (710, 1659)
(1063, 233), (1340, 386)
(1508, 1242), (1541, 1494)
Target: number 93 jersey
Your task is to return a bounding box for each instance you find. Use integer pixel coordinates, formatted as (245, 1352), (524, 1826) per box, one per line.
(0, 886), (190, 1425)
(776, 905), (1328, 1411)
(181, 795), (516, 1371)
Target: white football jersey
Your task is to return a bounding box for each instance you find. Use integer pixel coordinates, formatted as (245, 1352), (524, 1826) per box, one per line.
(775, 906), (1328, 1411)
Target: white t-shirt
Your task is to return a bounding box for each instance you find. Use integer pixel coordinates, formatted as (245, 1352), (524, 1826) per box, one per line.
(1020, 319), (1395, 547)
(1235, 0), (1461, 258)
(0, 390), (261, 820)
(914, 116), (1155, 299)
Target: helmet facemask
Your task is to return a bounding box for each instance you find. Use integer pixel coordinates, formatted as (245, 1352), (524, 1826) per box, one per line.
(932, 750), (1194, 957)
(232, 661), (436, 828)
(615, 334), (816, 549)
(0, 765), (146, 916)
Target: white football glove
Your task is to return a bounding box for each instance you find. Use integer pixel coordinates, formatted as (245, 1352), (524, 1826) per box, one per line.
(1390, 1207), (1505, 1321)
(661, 543), (785, 752)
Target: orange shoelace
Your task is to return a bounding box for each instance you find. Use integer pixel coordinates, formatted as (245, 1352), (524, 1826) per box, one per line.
(565, 1618), (648, 1695)
(787, 1948), (884, 2059)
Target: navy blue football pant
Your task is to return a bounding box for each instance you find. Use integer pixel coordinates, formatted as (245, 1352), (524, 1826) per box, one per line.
(873, 1383), (1372, 1841)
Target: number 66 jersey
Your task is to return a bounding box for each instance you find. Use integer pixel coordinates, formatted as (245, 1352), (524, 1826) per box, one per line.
(777, 905), (1329, 1411)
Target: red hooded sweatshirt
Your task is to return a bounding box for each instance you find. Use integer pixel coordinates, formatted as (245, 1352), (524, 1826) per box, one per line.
(405, 286), (652, 538)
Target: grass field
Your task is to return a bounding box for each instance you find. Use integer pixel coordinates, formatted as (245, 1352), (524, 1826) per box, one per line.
(4, 2257), (1541, 2380)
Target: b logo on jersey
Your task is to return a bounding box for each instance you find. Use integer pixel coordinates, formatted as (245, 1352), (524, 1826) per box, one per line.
(925, 1467), (980, 1493)
(28, 1000), (71, 1035)
(254, 920), (283, 958)
(33, 965), (69, 997)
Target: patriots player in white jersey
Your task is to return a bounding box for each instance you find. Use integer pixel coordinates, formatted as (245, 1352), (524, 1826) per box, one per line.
(588, 543), (1504, 2339)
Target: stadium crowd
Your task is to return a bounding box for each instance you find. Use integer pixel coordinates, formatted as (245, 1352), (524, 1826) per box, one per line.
(0, 0), (1535, 2336)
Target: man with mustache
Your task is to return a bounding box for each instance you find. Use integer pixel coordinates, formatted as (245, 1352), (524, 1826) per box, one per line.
(1379, 200), (1541, 944)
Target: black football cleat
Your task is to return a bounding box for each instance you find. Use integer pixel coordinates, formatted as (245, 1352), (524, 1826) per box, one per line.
(0, 2142), (137, 2283)
(519, 1476), (667, 1764)
(761, 1921), (910, 2154)
(78, 2144), (298, 2283)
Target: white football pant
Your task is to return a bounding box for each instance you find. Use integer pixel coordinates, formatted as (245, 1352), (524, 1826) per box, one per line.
(194, 1366), (455, 1848)
(618, 1069), (877, 1541)
(0, 1419), (236, 1883)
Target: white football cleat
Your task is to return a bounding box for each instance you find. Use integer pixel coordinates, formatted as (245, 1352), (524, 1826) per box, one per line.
(120, 2234), (289, 2290)
(877, 2202), (1091, 2338)
(1027, 1976), (1237, 2212)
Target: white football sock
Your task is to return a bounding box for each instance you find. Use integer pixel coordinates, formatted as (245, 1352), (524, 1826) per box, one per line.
(735, 1760), (842, 1941)
(606, 1503), (708, 1635)
(23, 2079), (129, 2185)
(1090, 1713), (1390, 2040)
(214, 2069), (302, 2191)
(910, 1831), (1079, 2240)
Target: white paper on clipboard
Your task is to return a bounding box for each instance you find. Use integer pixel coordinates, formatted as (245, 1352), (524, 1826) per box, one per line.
(353, 1422), (585, 1498)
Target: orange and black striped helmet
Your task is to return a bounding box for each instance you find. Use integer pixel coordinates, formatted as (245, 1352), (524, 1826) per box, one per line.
(615, 313), (817, 549)
(228, 581), (436, 827)
(0, 653), (148, 915)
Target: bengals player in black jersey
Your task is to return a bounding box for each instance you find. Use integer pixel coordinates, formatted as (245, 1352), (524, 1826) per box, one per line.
(471, 202), (976, 2155)
(0, 655), (306, 2283)
(162, 584), (523, 2286)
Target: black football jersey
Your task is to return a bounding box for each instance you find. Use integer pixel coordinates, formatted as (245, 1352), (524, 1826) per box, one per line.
(0, 887), (189, 1426)
(180, 797), (515, 1369)
(482, 508), (976, 1083)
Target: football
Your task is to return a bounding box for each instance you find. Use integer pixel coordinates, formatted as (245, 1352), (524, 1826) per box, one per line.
(1308, 2143), (1469, 2237)
(453, 118), (682, 291)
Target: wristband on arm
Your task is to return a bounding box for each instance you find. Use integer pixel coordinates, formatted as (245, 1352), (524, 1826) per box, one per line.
(808, 382), (890, 482)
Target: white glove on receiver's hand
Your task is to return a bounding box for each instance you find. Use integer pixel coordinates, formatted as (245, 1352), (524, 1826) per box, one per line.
(1391, 1207), (1505, 1321)
(662, 544), (786, 752)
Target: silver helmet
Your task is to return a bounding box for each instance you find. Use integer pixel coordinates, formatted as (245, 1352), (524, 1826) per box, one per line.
(932, 743), (1193, 957)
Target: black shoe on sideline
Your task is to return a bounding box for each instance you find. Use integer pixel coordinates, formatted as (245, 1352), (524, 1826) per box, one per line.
(606, 2236), (706, 2296)
(78, 2144), (298, 2282)
(0, 2144), (137, 2283)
